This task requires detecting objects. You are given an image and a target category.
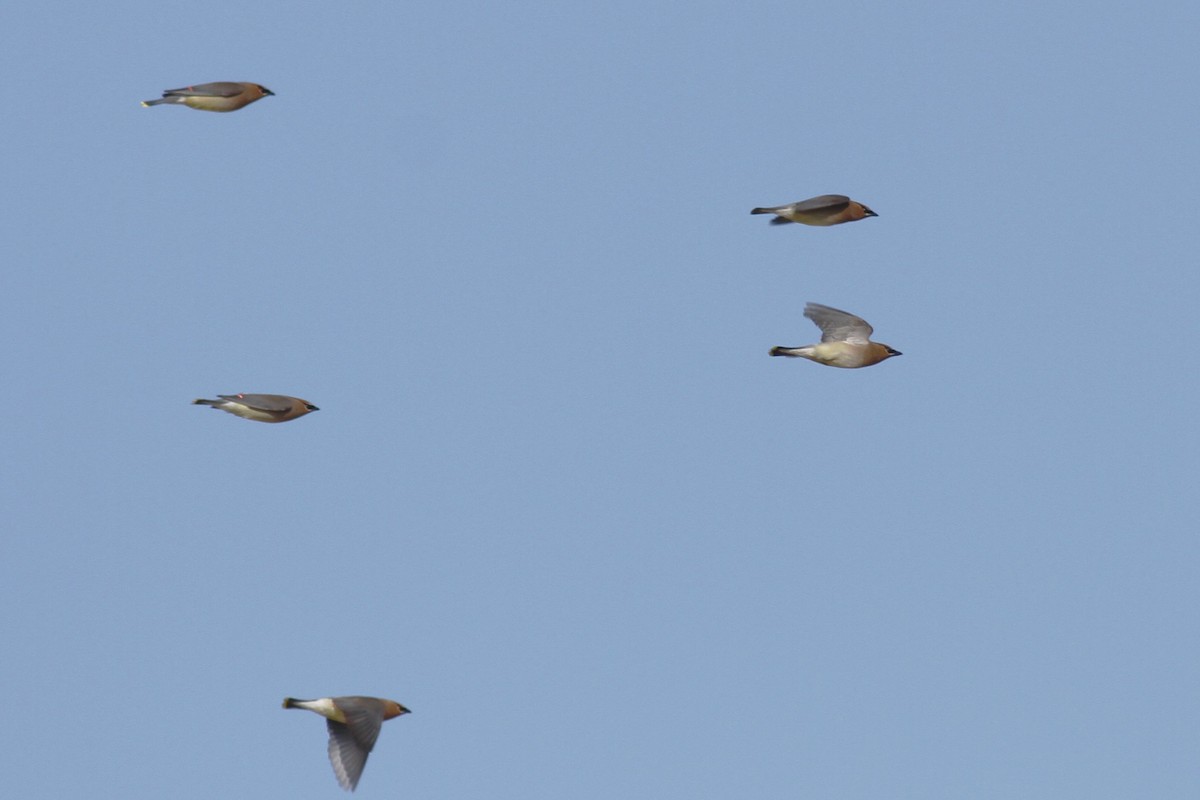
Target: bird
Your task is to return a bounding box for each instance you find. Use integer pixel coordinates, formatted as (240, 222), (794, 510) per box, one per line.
(770, 302), (901, 368)
(141, 82), (274, 112)
(192, 393), (318, 423)
(750, 194), (877, 226)
(283, 696), (410, 792)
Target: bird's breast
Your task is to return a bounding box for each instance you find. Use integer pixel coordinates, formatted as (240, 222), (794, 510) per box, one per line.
(809, 341), (868, 368)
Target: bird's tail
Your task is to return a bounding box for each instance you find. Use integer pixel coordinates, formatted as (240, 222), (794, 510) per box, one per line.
(192, 398), (219, 406)
(749, 207), (773, 215)
(141, 98), (172, 107)
(769, 346), (809, 358)
(282, 697), (300, 709)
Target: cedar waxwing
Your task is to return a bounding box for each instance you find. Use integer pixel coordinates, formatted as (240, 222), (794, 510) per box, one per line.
(283, 696), (410, 792)
(770, 302), (901, 368)
(750, 194), (877, 226)
(141, 82), (274, 112)
(192, 393), (318, 423)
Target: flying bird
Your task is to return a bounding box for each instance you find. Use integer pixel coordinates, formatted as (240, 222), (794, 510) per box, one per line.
(770, 303), (901, 368)
(141, 82), (274, 112)
(192, 393), (318, 423)
(750, 194), (877, 226)
(284, 696), (410, 792)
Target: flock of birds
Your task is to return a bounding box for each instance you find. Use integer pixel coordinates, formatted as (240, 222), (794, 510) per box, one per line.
(751, 195), (901, 369)
(145, 78), (896, 791)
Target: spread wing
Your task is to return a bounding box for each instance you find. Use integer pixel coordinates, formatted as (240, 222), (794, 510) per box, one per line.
(804, 303), (873, 344)
(326, 720), (370, 791)
(325, 699), (386, 791)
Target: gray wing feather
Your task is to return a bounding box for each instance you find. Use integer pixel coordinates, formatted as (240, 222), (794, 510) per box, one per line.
(217, 394), (293, 412)
(338, 699), (386, 751)
(804, 303), (873, 344)
(791, 194), (850, 213)
(163, 82), (247, 98)
(327, 720), (370, 791)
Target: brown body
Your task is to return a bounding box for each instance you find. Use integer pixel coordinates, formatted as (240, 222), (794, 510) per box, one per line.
(142, 82), (273, 112)
(192, 393), (318, 423)
(770, 302), (901, 368)
(750, 194), (877, 226)
(284, 696), (410, 792)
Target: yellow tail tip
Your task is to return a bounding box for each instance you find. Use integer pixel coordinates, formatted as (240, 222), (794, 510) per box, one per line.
(140, 101), (150, 107)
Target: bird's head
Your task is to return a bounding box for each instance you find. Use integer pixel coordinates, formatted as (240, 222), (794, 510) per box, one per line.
(383, 700), (411, 719)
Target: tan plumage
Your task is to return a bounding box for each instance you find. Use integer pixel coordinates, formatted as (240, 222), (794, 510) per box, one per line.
(750, 194), (877, 226)
(141, 82), (273, 112)
(192, 393), (318, 423)
(283, 696), (410, 792)
(770, 303), (901, 368)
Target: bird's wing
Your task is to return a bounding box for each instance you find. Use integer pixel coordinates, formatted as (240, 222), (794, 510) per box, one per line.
(791, 195), (850, 213)
(804, 303), (873, 344)
(217, 394), (293, 412)
(326, 721), (370, 792)
(163, 82), (247, 98)
(336, 699), (386, 752)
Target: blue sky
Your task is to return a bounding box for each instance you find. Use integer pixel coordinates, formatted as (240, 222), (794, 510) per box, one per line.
(1, 1), (1198, 797)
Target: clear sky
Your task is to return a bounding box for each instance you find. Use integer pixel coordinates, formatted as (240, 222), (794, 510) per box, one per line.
(1, 1), (1197, 797)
